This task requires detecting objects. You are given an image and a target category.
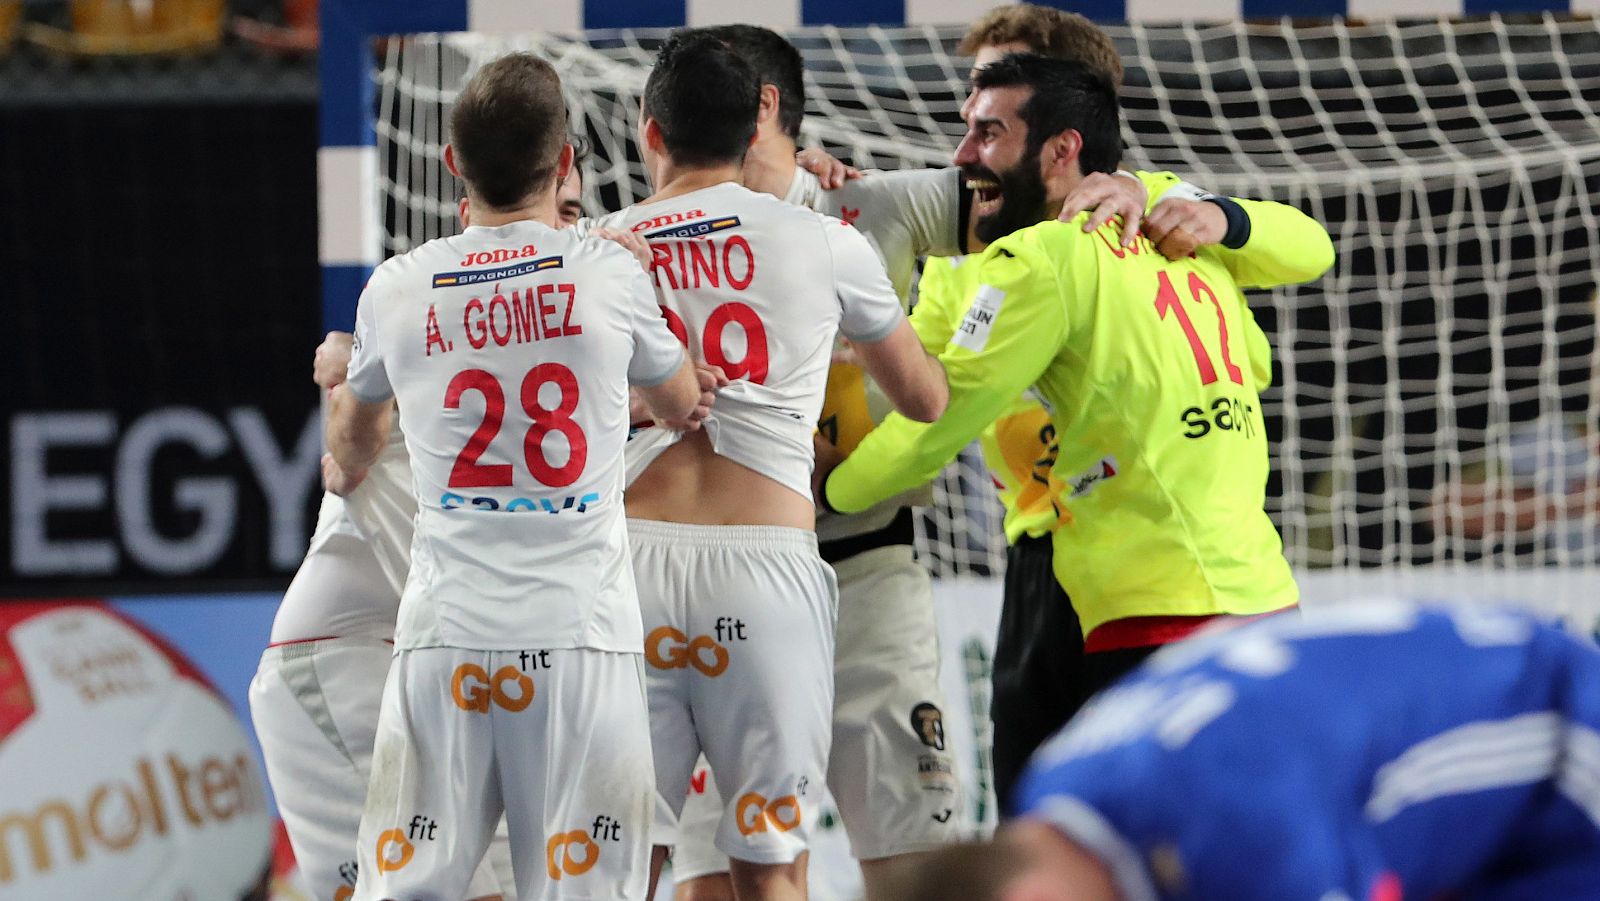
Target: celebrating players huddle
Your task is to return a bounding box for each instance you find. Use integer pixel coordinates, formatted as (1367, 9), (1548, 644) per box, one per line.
(249, 6), (1600, 901)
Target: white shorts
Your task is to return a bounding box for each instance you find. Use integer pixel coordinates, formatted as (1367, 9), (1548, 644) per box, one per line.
(667, 760), (727, 883)
(827, 546), (961, 857)
(250, 638), (509, 900)
(666, 545), (961, 871)
(354, 646), (653, 901)
(629, 521), (837, 867)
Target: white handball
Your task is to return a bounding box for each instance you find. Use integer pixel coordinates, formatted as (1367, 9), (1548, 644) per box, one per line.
(0, 602), (272, 900)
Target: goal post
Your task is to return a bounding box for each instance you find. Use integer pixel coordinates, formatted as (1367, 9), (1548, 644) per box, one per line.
(323, 6), (1600, 629)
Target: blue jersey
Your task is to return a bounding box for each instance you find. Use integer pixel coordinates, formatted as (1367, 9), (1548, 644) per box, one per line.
(1016, 605), (1600, 901)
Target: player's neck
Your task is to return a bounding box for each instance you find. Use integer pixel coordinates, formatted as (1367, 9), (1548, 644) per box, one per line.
(463, 192), (558, 229)
(741, 132), (799, 199)
(645, 162), (743, 204)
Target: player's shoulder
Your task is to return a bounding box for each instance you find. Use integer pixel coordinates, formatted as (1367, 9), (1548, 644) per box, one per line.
(978, 220), (1079, 278)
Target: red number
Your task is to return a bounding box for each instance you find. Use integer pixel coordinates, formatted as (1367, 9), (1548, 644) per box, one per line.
(658, 302), (770, 385)
(445, 369), (514, 488)
(444, 363), (588, 489)
(520, 363), (587, 487)
(701, 302), (769, 384)
(1153, 271), (1243, 387)
(660, 305), (689, 346)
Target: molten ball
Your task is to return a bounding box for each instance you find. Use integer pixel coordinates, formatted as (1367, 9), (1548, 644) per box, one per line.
(0, 602), (271, 899)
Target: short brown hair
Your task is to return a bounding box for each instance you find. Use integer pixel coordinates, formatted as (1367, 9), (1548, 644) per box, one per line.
(450, 53), (568, 209)
(958, 4), (1124, 91)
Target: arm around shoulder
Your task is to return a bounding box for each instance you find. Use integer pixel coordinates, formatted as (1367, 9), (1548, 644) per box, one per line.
(1211, 197), (1336, 288)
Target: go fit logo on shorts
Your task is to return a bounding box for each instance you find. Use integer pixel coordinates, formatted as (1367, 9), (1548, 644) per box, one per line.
(735, 792), (802, 836)
(645, 626), (726, 676)
(450, 663), (534, 712)
(374, 829), (413, 874)
(545, 831), (599, 879)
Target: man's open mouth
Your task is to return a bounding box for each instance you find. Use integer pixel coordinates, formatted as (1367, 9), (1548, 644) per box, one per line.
(967, 176), (1003, 218)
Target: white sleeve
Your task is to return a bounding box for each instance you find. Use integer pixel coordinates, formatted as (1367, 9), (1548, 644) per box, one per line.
(622, 263), (686, 387)
(849, 167), (964, 258)
(344, 275), (393, 403)
(828, 167), (964, 304)
(827, 217), (907, 344)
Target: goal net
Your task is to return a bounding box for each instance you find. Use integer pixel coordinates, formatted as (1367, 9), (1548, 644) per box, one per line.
(375, 15), (1600, 621)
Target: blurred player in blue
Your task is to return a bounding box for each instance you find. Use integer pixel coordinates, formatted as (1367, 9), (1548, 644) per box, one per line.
(884, 604), (1600, 901)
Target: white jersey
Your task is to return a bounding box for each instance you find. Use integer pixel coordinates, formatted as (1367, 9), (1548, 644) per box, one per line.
(589, 182), (906, 501)
(785, 167), (964, 540)
(784, 166), (963, 302)
(346, 219), (685, 652)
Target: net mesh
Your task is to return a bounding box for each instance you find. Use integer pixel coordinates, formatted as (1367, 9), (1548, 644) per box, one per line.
(375, 16), (1600, 597)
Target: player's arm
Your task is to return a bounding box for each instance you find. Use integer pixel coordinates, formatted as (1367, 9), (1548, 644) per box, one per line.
(325, 282), (394, 494)
(829, 220), (948, 422)
(1143, 188), (1336, 287)
(615, 257), (716, 426)
(821, 237), (1065, 514)
(313, 331), (353, 389)
(854, 322), (947, 423)
(1205, 196), (1335, 287)
(908, 258), (962, 353)
(851, 166), (968, 260)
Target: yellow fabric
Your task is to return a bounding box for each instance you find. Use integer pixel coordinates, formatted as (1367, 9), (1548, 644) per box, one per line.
(914, 256), (1064, 542)
(830, 198), (1334, 635)
(905, 169), (1297, 545)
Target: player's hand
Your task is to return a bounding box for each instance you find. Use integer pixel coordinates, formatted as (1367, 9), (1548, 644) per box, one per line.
(660, 363), (728, 432)
(314, 331), (354, 390)
(1058, 171), (1147, 247)
(321, 452), (367, 497)
(796, 147), (861, 190)
(811, 433), (846, 509)
(1143, 198), (1228, 261)
(594, 226), (653, 271)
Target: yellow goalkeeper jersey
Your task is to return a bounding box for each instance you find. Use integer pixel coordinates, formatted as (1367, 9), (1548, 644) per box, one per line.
(909, 172), (1280, 546)
(914, 255), (1064, 543)
(827, 199), (1334, 636)
(820, 171), (1185, 461)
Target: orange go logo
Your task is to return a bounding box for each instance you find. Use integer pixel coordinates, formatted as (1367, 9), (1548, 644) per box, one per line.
(450, 663), (535, 713)
(644, 626), (729, 676)
(735, 792), (801, 836)
(374, 829), (414, 874)
(546, 830), (600, 879)
(333, 888), (354, 901)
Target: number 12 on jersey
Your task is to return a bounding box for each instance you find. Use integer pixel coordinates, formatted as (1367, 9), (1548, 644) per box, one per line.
(1154, 270), (1244, 387)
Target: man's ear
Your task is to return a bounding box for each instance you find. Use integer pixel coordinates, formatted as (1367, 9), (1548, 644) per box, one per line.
(444, 143), (462, 179)
(642, 115), (667, 154)
(554, 142), (576, 185)
(757, 83), (781, 127)
(1042, 129), (1084, 181)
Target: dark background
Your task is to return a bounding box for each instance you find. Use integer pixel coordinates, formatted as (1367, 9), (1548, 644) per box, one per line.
(0, 45), (322, 595)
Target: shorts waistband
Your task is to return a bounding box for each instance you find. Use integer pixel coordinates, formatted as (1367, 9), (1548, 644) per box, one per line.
(259, 635), (394, 661)
(627, 519), (819, 553)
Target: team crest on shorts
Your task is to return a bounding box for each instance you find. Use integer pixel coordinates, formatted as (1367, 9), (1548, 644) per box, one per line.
(910, 702), (946, 751)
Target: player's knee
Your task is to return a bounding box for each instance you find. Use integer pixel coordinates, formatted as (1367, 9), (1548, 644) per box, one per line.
(675, 872), (736, 901)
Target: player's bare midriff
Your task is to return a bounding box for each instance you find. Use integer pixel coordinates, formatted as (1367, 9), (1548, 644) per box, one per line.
(626, 430), (816, 529)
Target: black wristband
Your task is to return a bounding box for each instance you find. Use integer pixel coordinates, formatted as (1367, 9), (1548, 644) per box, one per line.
(1204, 196), (1251, 250)
(817, 470), (841, 516)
